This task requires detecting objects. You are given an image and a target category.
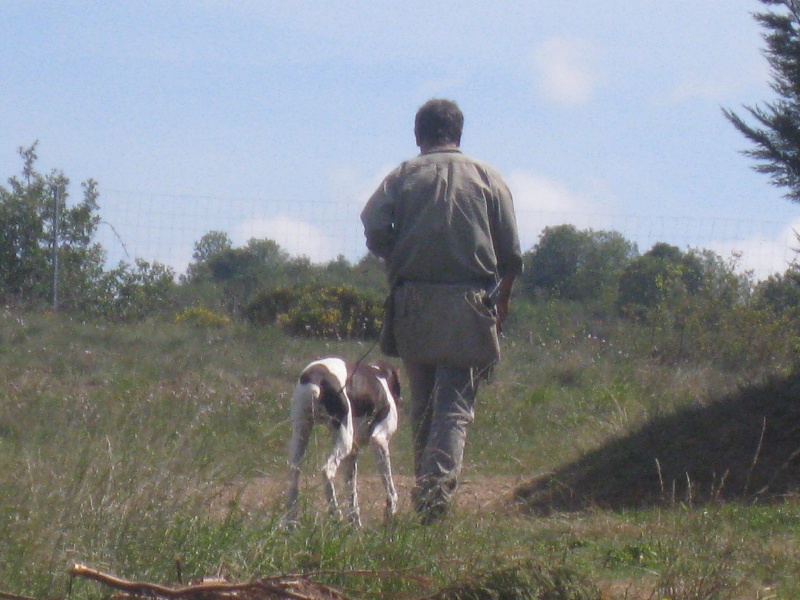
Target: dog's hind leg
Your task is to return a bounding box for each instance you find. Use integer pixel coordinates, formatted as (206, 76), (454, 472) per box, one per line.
(370, 435), (399, 520)
(341, 452), (362, 527)
(322, 420), (353, 521)
(284, 406), (313, 527)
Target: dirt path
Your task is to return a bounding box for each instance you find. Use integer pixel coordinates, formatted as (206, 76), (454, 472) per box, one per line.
(211, 474), (524, 523)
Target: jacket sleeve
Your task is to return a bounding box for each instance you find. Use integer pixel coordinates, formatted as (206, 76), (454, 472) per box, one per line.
(360, 175), (396, 259)
(490, 177), (524, 278)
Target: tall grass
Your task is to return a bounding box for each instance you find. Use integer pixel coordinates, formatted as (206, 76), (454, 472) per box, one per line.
(1, 306), (799, 599)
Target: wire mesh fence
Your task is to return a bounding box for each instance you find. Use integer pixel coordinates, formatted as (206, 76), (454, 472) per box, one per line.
(94, 189), (799, 282)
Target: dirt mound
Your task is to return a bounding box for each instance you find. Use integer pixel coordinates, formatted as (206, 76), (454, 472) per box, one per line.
(512, 370), (800, 514)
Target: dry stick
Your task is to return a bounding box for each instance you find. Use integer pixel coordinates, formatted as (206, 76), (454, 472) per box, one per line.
(287, 566), (434, 587)
(175, 557), (183, 585)
(756, 445), (800, 497)
(685, 472), (693, 507)
(712, 469), (730, 501)
(69, 564), (337, 600)
(0, 592), (37, 600)
(743, 417), (767, 498)
(71, 564), (253, 597)
(71, 559), (454, 600)
(655, 458), (665, 499)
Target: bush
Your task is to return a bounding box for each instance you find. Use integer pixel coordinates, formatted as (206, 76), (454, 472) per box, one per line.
(174, 307), (231, 329)
(242, 287), (301, 326)
(243, 284), (383, 340)
(89, 259), (177, 321)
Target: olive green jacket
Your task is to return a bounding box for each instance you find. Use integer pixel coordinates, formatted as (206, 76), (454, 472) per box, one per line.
(363, 147), (522, 368)
(360, 148), (523, 287)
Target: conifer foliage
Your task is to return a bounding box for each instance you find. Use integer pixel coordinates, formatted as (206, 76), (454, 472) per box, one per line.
(725, 0), (800, 201)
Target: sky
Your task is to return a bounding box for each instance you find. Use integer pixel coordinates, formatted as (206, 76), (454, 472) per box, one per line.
(2, 1), (800, 281)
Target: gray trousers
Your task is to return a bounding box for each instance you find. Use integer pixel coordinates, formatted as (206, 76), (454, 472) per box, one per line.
(403, 360), (479, 520)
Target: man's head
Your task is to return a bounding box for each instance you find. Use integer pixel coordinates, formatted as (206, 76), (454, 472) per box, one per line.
(414, 99), (464, 149)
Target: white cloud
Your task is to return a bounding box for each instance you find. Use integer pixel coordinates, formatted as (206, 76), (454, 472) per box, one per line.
(531, 36), (600, 106)
(706, 220), (800, 281)
(667, 68), (767, 105)
(328, 163), (393, 210)
(414, 77), (466, 102)
(663, 50), (769, 105)
(227, 165), (397, 266)
(235, 216), (337, 263)
(668, 78), (739, 104)
(507, 170), (611, 252)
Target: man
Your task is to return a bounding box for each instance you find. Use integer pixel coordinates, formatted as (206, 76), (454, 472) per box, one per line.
(360, 98), (523, 522)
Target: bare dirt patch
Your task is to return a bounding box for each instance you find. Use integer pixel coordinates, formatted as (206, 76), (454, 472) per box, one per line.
(210, 474), (523, 523)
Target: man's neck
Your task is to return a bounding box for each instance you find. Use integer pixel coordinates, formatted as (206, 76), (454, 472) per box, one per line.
(419, 142), (460, 154)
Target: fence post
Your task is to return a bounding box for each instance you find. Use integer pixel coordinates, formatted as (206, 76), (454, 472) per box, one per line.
(52, 184), (59, 311)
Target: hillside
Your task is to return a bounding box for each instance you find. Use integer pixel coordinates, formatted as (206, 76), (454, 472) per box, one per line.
(512, 369), (800, 513)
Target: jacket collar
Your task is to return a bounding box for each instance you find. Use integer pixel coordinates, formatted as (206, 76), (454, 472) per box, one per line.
(420, 144), (461, 155)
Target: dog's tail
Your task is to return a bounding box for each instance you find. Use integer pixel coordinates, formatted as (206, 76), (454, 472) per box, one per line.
(290, 377), (320, 425)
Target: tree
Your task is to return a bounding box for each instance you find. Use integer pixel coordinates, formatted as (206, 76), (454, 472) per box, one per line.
(521, 224), (637, 307)
(523, 224), (586, 296)
(617, 243), (704, 319)
(754, 263), (800, 312)
(92, 258), (176, 321)
(0, 143), (180, 318)
(724, 0), (800, 201)
(184, 233), (310, 309)
(0, 142), (105, 308)
(182, 230), (233, 284)
(350, 253), (390, 295)
(616, 244), (754, 361)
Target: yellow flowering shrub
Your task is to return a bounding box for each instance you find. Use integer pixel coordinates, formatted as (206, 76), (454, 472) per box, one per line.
(174, 307), (231, 329)
(245, 284), (382, 340)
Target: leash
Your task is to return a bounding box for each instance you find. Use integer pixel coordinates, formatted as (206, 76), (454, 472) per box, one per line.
(333, 323), (383, 399)
(332, 280), (498, 397)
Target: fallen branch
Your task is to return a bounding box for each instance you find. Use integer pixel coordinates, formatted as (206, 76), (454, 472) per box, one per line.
(0, 591), (37, 600)
(69, 564), (346, 600)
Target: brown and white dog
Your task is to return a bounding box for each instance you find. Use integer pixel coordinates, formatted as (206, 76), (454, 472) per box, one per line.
(284, 357), (400, 527)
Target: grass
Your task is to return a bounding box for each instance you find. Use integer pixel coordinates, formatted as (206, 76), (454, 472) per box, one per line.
(1, 307), (800, 599)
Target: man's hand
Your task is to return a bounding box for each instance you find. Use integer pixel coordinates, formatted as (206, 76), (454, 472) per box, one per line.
(494, 275), (515, 326)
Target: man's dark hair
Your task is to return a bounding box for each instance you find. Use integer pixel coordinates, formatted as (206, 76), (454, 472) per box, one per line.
(414, 99), (464, 147)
